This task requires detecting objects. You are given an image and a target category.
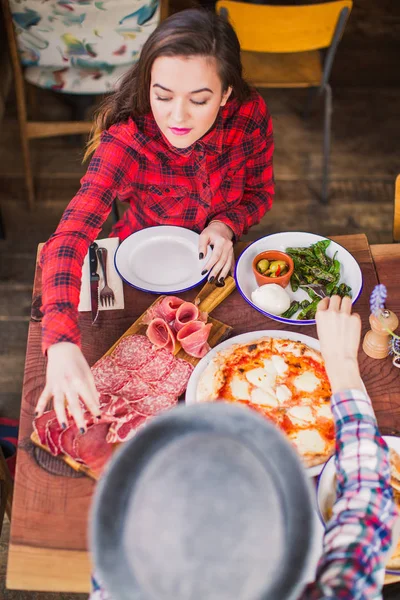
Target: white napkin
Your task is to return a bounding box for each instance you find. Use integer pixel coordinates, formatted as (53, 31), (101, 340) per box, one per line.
(78, 237), (124, 312)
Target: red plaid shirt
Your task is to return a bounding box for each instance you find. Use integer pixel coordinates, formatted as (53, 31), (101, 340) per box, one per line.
(40, 89), (274, 352)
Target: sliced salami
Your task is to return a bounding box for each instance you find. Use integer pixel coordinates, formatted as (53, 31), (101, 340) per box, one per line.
(117, 373), (155, 401)
(139, 349), (175, 383)
(74, 422), (113, 477)
(91, 356), (131, 394)
(131, 393), (178, 417)
(153, 358), (194, 397)
(112, 335), (155, 370)
(33, 410), (57, 445)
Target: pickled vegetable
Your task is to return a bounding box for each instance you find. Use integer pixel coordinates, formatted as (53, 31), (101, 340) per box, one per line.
(257, 259), (288, 278)
(256, 258), (270, 274)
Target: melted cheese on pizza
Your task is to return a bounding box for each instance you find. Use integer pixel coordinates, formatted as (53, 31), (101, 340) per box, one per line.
(293, 371), (320, 393)
(196, 337), (334, 467)
(293, 429), (326, 454)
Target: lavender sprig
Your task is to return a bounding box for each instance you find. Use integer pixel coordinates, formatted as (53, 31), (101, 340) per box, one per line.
(390, 337), (400, 357)
(370, 284), (387, 316)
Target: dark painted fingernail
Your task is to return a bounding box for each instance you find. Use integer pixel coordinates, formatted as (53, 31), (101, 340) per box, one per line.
(79, 427), (85, 434)
(210, 244), (214, 250)
(96, 414), (102, 420)
(34, 411), (38, 416)
(201, 269), (208, 276)
(199, 252), (204, 260)
(62, 422), (67, 430)
(209, 276), (215, 283)
(215, 280), (225, 287)
(219, 277), (225, 285)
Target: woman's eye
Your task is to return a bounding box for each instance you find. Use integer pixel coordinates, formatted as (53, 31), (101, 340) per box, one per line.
(191, 100), (208, 106)
(156, 96), (172, 102)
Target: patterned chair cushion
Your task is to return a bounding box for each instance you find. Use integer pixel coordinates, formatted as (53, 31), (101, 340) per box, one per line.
(9, 0), (160, 94)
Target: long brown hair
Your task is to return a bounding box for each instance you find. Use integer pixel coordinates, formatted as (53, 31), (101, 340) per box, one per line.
(84, 8), (250, 160)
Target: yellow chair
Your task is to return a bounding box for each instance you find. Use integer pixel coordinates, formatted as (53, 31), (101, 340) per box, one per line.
(394, 175), (400, 242)
(216, 0), (353, 203)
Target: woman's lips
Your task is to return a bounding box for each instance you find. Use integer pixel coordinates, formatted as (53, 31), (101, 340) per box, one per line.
(169, 127), (192, 136)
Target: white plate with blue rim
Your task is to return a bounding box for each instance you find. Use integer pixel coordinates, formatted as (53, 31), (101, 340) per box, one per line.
(114, 226), (212, 294)
(185, 328), (330, 479)
(235, 232), (363, 325)
(317, 435), (400, 575)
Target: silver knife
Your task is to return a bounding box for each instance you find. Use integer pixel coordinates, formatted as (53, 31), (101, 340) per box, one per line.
(89, 242), (100, 324)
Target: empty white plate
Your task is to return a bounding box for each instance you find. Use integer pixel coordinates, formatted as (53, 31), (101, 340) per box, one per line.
(114, 226), (212, 294)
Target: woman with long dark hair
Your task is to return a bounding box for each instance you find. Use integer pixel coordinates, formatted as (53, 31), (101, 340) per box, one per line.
(36, 8), (274, 429)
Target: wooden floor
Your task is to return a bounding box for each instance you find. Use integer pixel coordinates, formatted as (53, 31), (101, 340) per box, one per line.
(0, 84), (399, 599)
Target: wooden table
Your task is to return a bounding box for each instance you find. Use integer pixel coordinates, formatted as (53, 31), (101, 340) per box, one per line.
(6, 234), (400, 593)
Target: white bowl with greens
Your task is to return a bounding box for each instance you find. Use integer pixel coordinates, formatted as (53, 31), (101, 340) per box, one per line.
(235, 232), (363, 325)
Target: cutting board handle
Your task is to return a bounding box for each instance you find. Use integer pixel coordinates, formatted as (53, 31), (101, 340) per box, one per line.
(194, 276), (236, 314)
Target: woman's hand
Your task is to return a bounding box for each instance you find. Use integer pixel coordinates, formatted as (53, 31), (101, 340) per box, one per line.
(316, 295), (363, 394)
(35, 342), (101, 431)
(198, 221), (234, 284)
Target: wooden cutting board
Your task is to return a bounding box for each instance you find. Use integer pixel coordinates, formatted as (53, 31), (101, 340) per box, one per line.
(31, 277), (236, 479)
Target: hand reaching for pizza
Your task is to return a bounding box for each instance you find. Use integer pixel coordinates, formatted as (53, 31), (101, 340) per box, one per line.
(198, 221), (235, 285)
(35, 342), (101, 431)
(316, 295), (364, 394)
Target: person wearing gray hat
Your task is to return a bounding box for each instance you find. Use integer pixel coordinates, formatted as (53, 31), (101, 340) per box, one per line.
(89, 296), (397, 600)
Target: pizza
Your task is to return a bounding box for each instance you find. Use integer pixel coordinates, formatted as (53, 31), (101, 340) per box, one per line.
(387, 448), (400, 571)
(196, 336), (334, 468)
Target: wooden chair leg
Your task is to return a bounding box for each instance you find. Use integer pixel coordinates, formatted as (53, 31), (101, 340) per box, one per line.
(321, 83), (332, 204)
(20, 130), (36, 209)
(1, 0), (36, 209)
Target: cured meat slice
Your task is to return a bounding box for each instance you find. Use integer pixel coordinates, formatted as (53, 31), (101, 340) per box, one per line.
(106, 413), (148, 444)
(74, 422), (113, 477)
(33, 410), (57, 445)
(143, 296), (186, 324)
(59, 423), (81, 461)
(153, 358), (194, 398)
(99, 393), (114, 408)
(131, 393), (177, 417)
(91, 356), (131, 394)
(112, 335), (155, 370)
(174, 302), (207, 332)
(177, 321), (213, 358)
(146, 318), (176, 353)
(104, 396), (132, 418)
(117, 373), (155, 401)
(46, 418), (63, 456)
(139, 349), (175, 383)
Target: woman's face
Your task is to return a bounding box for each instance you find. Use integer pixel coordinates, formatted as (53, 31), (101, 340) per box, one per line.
(150, 55), (232, 149)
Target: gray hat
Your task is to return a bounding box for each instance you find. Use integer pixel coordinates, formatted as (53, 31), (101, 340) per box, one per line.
(90, 402), (315, 600)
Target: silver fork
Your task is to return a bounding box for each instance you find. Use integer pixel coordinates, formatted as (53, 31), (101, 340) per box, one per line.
(97, 247), (115, 307)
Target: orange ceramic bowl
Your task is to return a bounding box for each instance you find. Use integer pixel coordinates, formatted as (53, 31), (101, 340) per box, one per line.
(252, 250), (294, 289)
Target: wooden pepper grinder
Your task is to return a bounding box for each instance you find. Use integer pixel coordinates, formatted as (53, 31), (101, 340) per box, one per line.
(363, 309), (399, 359)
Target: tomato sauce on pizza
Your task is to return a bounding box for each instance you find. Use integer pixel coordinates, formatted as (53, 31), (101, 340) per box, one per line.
(196, 337), (335, 468)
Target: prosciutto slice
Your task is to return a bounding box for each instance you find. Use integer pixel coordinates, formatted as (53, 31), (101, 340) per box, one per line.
(143, 296), (185, 324)
(177, 321), (213, 358)
(174, 302), (207, 332)
(146, 317), (176, 353)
